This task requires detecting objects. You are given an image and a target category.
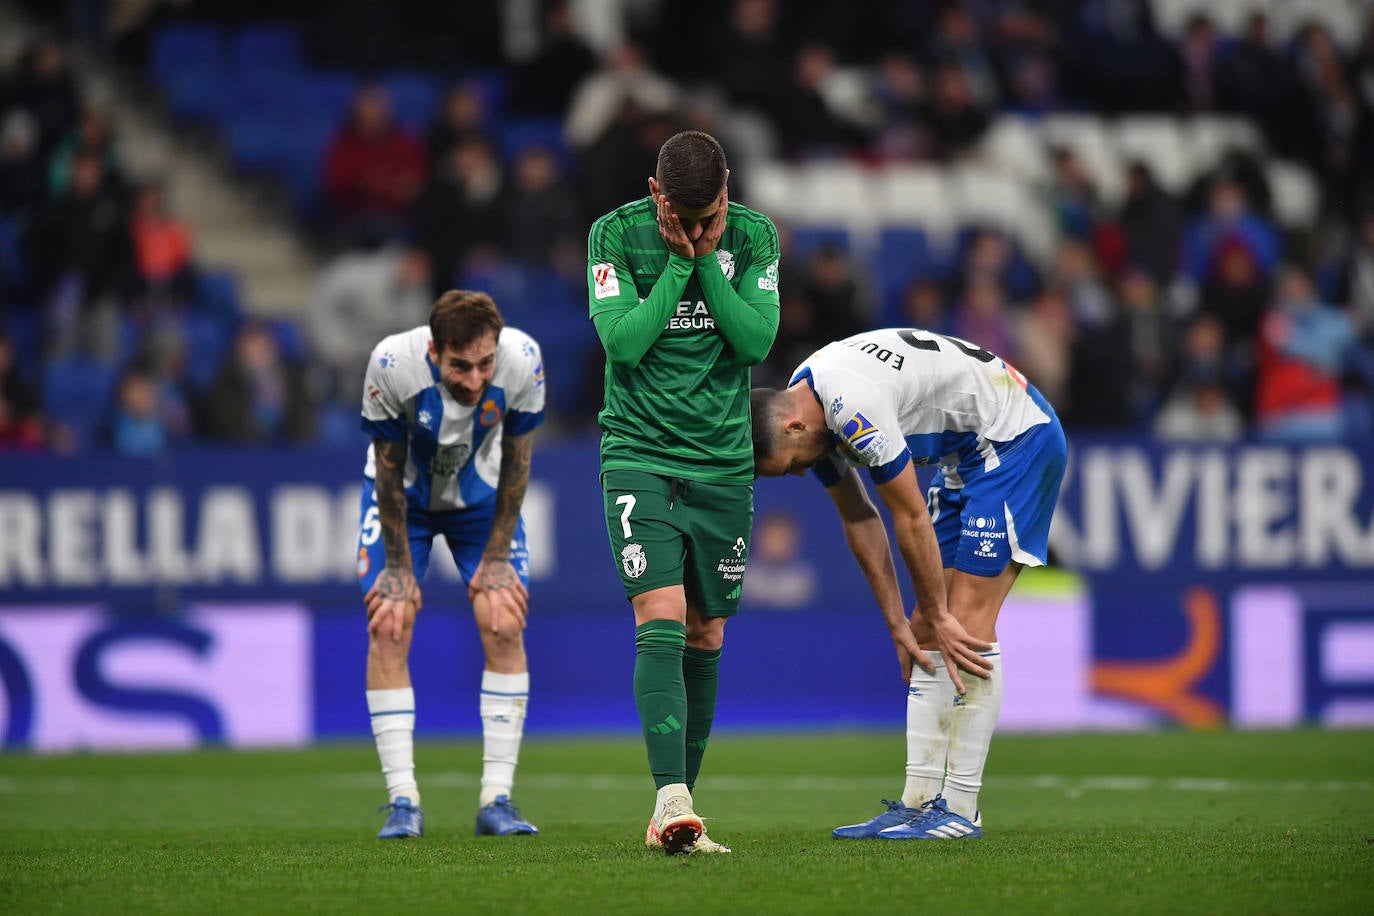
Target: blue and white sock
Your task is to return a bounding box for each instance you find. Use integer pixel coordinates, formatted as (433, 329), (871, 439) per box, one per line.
(479, 671), (530, 807)
(944, 644), (1002, 822)
(902, 650), (956, 809)
(367, 687), (418, 804)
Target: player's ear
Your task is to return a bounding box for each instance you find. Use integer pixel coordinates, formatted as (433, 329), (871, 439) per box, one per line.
(647, 177), (660, 200)
(427, 339), (438, 363)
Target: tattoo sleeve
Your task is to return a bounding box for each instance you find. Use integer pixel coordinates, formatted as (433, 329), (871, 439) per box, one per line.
(484, 430), (534, 566)
(373, 437), (412, 572)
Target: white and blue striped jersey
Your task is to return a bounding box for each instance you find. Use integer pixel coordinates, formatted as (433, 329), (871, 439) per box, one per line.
(360, 325), (545, 512)
(790, 327), (1054, 489)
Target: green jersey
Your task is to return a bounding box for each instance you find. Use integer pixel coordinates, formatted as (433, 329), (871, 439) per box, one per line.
(588, 196), (781, 484)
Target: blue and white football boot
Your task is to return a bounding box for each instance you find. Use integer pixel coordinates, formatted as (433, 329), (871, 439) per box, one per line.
(376, 796), (424, 839)
(877, 796), (982, 840)
(832, 799), (922, 839)
(475, 795), (540, 836)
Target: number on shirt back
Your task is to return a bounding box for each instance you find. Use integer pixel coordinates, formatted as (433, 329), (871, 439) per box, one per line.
(897, 329), (996, 362)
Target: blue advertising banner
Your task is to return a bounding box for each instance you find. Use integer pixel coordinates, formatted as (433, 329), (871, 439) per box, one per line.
(1, 435), (1370, 750)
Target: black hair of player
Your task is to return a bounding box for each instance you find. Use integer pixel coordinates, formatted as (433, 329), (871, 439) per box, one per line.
(656, 130), (727, 209)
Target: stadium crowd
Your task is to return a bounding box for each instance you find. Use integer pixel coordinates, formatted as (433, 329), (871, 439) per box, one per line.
(2, 0), (1373, 453)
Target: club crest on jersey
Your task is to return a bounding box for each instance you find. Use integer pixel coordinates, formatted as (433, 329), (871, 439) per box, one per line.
(592, 262), (620, 299)
(841, 412), (890, 462)
(621, 543), (647, 579)
(478, 399), (502, 427)
(716, 249), (735, 280)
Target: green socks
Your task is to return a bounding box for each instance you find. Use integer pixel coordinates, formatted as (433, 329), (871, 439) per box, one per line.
(683, 645), (721, 792)
(634, 620), (687, 789)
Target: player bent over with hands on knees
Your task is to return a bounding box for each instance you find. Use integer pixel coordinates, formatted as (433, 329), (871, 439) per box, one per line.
(357, 290), (545, 839)
(588, 130), (781, 854)
(751, 326), (1067, 840)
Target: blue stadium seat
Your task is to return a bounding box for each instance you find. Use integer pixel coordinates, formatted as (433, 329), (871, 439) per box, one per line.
(195, 271), (242, 322)
(788, 225), (853, 260)
(43, 357), (119, 445)
(497, 117), (572, 169)
(151, 25), (224, 82)
(231, 25), (303, 75)
(379, 72), (441, 132)
(183, 312), (236, 391)
(876, 226), (936, 321)
(294, 72), (360, 126)
(163, 68), (230, 123)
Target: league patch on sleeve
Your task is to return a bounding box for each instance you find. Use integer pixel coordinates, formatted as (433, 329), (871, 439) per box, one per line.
(841, 412), (890, 463)
(592, 263), (620, 299)
(758, 259), (779, 292)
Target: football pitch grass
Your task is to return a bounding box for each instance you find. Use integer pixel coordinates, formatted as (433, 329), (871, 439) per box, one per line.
(2, 730), (1370, 914)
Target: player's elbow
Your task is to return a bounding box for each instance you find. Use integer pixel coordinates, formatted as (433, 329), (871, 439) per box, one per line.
(603, 343), (644, 369)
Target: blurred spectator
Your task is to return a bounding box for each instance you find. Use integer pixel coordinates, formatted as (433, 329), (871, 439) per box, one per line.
(0, 331), (43, 451)
(104, 364), (171, 455)
(48, 106), (123, 197)
(28, 151), (134, 360)
(951, 274), (1017, 366)
(924, 62), (991, 161)
(896, 277), (952, 336)
(868, 52), (932, 162)
(1254, 266), (1360, 442)
(138, 321), (197, 441)
(1152, 378), (1244, 442)
(1051, 238), (1113, 329)
(1004, 50), (1065, 117)
(0, 109), (46, 222)
(425, 81), (490, 165)
(1118, 266), (1175, 419)
(564, 42), (679, 150)
(1162, 312), (1247, 423)
(411, 136), (506, 295)
(322, 84), (428, 247)
(575, 105), (676, 228)
(795, 242), (870, 342)
(1047, 146), (1098, 240)
(129, 180), (195, 303)
(502, 145), (582, 271)
(305, 245), (432, 402)
(951, 228), (1039, 303)
(1216, 13), (1303, 155)
(741, 509), (817, 610)
(927, 4), (998, 109)
(1180, 173), (1279, 283)
(1324, 207), (1374, 344)
(508, 0), (598, 118)
(1175, 14), (1222, 114)
(714, 0), (789, 117)
(1198, 235), (1269, 361)
(6, 37), (81, 158)
(1113, 160), (1183, 284)
(769, 43), (869, 160)
(201, 321), (316, 443)
(1014, 286), (1074, 410)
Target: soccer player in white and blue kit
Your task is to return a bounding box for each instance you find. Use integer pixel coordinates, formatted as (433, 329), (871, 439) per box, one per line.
(357, 290), (544, 839)
(751, 327), (1067, 840)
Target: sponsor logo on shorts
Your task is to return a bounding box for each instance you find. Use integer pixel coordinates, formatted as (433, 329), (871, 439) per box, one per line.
(974, 539), (998, 558)
(622, 543), (647, 579)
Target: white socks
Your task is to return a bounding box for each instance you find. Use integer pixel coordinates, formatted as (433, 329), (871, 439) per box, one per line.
(479, 670), (530, 807)
(902, 650), (956, 809)
(367, 687), (418, 804)
(943, 643), (1002, 821)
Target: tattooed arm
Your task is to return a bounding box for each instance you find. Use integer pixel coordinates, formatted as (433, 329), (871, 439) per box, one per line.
(470, 430), (534, 632)
(365, 437), (421, 643)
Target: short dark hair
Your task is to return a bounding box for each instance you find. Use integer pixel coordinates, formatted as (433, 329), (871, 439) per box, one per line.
(656, 130), (727, 209)
(430, 289), (503, 354)
(750, 387), (785, 469)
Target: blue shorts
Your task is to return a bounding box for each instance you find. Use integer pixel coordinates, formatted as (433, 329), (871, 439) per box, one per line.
(928, 419), (1067, 577)
(355, 479), (529, 593)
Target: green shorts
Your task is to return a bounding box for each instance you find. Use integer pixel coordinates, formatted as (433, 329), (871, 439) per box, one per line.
(601, 469), (754, 616)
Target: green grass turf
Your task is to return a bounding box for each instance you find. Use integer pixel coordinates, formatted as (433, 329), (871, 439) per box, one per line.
(1, 730), (1371, 914)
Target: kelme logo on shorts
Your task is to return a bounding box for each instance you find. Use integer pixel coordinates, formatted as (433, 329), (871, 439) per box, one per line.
(621, 543), (647, 579)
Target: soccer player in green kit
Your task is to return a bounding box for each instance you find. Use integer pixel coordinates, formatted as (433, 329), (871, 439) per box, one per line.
(588, 130), (781, 855)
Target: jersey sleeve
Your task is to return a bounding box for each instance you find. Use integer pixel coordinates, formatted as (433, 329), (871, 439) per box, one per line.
(831, 380), (910, 485)
(360, 342), (408, 441)
(587, 210), (693, 367)
(503, 332), (546, 437)
(737, 215), (782, 309)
